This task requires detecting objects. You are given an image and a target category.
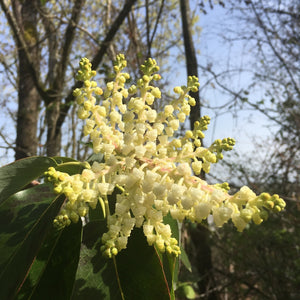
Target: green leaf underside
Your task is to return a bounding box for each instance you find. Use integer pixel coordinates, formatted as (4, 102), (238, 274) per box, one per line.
(72, 220), (119, 299)
(179, 247), (192, 272)
(88, 198), (105, 221)
(17, 221), (82, 300)
(51, 157), (78, 165)
(86, 153), (104, 165)
(162, 213), (180, 299)
(52, 157), (82, 175)
(116, 228), (171, 300)
(0, 184), (65, 299)
(72, 220), (174, 300)
(0, 156), (57, 206)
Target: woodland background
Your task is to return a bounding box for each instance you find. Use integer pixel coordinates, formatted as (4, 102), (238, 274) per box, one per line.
(0, 0), (299, 299)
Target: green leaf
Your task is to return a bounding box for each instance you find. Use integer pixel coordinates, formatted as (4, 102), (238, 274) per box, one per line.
(86, 152), (104, 164)
(88, 199), (105, 221)
(176, 284), (196, 299)
(164, 214), (180, 279)
(72, 221), (173, 299)
(51, 156), (78, 165)
(180, 247), (192, 272)
(51, 156), (83, 175)
(161, 213), (180, 299)
(17, 221), (82, 300)
(116, 228), (172, 300)
(0, 184), (65, 299)
(0, 156), (57, 206)
(72, 220), (118, 299)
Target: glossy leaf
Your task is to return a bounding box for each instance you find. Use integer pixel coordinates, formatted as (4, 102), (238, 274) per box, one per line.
(72, 220), (118, 299)
(51, 157), (78, 165)
(88, 199), (105, 222)
(72, 220), (174, 299)
(86, 153), (104, 165)
(180, 247), (192, 272)
(0, 184), (65, 299)
(51, 157), (83, 175)
(0, 156), (57, 206)
(116, 228), (172, 300)
(17, 221), (82, 300)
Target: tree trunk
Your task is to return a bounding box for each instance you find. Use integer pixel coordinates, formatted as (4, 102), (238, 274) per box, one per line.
(2, 0), (137, 159)
(179, 0), (201, 129)
(45, 98), (61, 157)
(45, 0), (137, 157)
(180, 1), (219, 299)
(13, 0), (40, 160)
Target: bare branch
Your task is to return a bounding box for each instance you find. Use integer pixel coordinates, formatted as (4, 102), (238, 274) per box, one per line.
(0, 0), (48, 100)
(55, 0), (86, 90)
(56, 0), (137, 135)
(250, 1), (300, 96)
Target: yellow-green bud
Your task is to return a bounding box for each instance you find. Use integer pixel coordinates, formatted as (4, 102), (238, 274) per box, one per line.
(174, 86), (182, 94)
(70, 211), (79, 223)
(107, 82), (114, 91)
(274, 205), (281, 212)
(128, 85), (137, 94)
(260, 193), (271, 201)
(194, 139), (201, 147)
(143, 75), (150, 82)
(151, 87), (161, 98)
(185, 130), (193, 139)
(103, 248), (112, 258)
(111, 247), (118, 256)
(153, 74), (161, 81)
(188, 97), (196, 106)
(54, 185), (63, 194)
(84, 80), (91, 87)
(94, 87), (103, 95)
(119, 75), (126, 84)
(73, 88), (81, 97)
(196, 130), (205, 139)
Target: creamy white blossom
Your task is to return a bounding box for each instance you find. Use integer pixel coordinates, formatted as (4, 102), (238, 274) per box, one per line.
(46, 55), (286, 258)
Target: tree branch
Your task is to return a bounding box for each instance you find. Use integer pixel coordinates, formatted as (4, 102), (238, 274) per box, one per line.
(37, 2), (58, 88)
(203, 64), (299, 136)
(250, 1), (300, 96)
(91, 0), (137, 68)
(56, 0), (137, 134)
(180, 0), (201, 129)
(55, 0), (86, 90)
(149, 0), (165, 49)
(0, 0), (48, 100)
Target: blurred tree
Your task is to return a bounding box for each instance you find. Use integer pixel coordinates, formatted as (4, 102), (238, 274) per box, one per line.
(0, 0), (137, 159)
(12, 0), (41, 159)
(200, 0), (300, 298)
(180, 1), (220, 299)
(0, 0), (190, 162)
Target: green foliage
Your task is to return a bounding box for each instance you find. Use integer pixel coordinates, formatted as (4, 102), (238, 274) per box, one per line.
(0, 157), (57, 205)
(0, 184), (66, 299)
(73, 221), (175, 300)
(0, 51), (288, 298)
(0, 157), (180, 299)
(211, 209), (300, 299)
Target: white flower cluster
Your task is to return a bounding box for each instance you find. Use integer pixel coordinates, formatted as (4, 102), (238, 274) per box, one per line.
(46, 55), (286, 258)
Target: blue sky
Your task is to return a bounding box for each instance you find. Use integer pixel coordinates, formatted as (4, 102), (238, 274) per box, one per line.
(0, 2), (277, 169)
(171, 3), (276, 156)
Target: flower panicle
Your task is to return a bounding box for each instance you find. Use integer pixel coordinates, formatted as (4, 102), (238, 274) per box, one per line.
(46, 55), (286, 258)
